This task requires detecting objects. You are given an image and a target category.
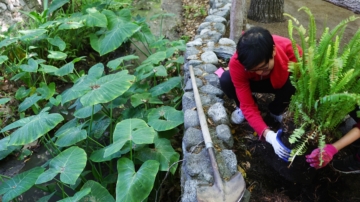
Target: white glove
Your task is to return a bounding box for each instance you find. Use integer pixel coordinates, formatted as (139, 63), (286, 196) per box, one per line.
(265, 130), (291, 161)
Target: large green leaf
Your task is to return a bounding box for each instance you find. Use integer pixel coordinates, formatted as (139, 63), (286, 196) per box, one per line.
(0, 55), (8, 64)
(48, 0), (69, 14)
(35, 168), (58, 184)
(36, 146), (87, 185)
(59, 21), (84, 30)
(116, 158), (159, 202)
(19, 29), (47, 41)
(142, 51), (167, 65)
(19, 58), (38, 72)
(90, 146), (122, 162)
(136, 138), (180, 174)
(48, 36), (66, 51)
(0, 145), (20, 160)
(54, 62), (74, 76)
(88, 63), (104, 78)
(104, 119), (155, 157)
(0, 167), (44, 202)
(18, 94), (42, 112)
(137, 65), (168, 80)
(10, 72), (27, 81)
(79, 180), (115, 202)
(74, 104), (102, 118)
(49, 95), (61, 106)
(0, 98), (10, 105)
(104, 8), (128, 29)
(89, 34), (100, 53)
(99, 10), (140, 56)
(60, 63), (115, 105)
(130, 93), (163, 107)
(15, 86), (30, 100)
(55, 124), (87, 147)
(0, 38), (18, 49)
(39, 64), (59, 73)
(149, 76), (181, 97)
(80, 70), (135, 106)
(132, 19), (156, 45)
(112, 118), (155, 144)
(61, 75), (98, 105)
(147, 106), (183, 131)
(103, 139), (128, 158)
(1, 108), (64, 146)
(90, 116), (111, 138)
(37, 82), (55, 99)
(54, 118), (77, 136)
(131, 93), (151, 107)
(37, 192), (56, 202)
(48, 50), (67, 60)
(107, 55), (139, 70)
(83, 7), (107, 27)
(58, 188), (91, 202)
(0, 136), (21, 160)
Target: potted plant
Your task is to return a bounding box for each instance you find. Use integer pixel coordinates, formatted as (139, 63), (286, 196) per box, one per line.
(284, 7), (360, 164)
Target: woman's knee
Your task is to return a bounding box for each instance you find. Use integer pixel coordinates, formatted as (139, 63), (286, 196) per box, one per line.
(219, 71), (233, 88)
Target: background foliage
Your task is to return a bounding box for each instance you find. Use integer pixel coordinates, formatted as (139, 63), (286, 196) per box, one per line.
(0, 0), (186, 201)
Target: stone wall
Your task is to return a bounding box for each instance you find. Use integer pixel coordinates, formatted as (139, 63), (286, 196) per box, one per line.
(181, 0), (250, 201)
(0, 0), (41, 32)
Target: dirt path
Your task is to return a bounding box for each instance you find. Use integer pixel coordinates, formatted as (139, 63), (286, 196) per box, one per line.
(246, 0), (360, 44)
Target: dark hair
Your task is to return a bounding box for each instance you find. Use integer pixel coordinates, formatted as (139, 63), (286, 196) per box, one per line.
(236, 27), (275, 70)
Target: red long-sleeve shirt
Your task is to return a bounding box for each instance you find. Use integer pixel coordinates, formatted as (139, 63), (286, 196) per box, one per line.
(229, 35), (302, 136)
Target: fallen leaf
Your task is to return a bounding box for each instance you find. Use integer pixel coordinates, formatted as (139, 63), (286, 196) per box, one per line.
(237, 165), (246, 178)
(245, 150), (252, 157)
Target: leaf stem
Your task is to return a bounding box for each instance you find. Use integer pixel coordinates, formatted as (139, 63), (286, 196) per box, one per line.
(88, 136), (104, 147)
(110, 102), (113, 143)
(129, 38), (149, 57)
(0, 174), (11, 182)
(87, 105), (95, 151)
(45, 133), (61, 155)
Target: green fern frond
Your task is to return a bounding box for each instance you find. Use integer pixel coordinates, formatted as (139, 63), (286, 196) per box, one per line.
(289, 123), (307, 144)
(329, 58), (341, 87)
(318, 45), (332, 97)
(298, 7), (316, 47)
(316, 16), (359, 65)
(289, 131), (314, 163)
(285, 7), (360, 161)
(340, 46), (351, 71)
(330, 69), (355, 94)
(318, 132), (326, 167)
(332, 36), (340, 62)
(307, 47), (318, 109)
(348, 79), (360, 94)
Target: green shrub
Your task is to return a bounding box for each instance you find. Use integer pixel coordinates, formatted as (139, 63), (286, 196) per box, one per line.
(285, 7), (360, 164)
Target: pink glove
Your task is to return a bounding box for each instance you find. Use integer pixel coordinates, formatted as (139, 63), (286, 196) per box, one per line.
(305, 144), (338, 169)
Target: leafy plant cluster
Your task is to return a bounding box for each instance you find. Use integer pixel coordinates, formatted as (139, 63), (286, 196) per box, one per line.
(284, 7), (360, 163)
(0, 0), (186, 201)
(183, 3), (207, 19)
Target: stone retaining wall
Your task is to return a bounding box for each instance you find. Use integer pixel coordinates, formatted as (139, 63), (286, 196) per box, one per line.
(0, 0), (41, 32)
(180, 0), (249, 201)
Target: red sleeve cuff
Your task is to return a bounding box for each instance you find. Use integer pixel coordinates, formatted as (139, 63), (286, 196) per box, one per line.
(258, 127), (269, 141)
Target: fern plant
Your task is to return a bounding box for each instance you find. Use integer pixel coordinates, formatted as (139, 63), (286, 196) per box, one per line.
(284, 7), (360, 164)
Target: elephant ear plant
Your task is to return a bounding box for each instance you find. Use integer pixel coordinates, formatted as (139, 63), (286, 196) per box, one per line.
(0, 1), (185, 201)
(283, 7), (360, 165)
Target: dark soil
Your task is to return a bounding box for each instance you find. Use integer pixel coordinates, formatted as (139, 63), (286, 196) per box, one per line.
(223, 1), (360, 201)
(228, 93), (360, 202)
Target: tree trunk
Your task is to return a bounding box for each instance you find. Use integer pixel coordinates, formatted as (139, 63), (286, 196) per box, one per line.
(230, 0), (247, 43)
(247, 0), (285, 23)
